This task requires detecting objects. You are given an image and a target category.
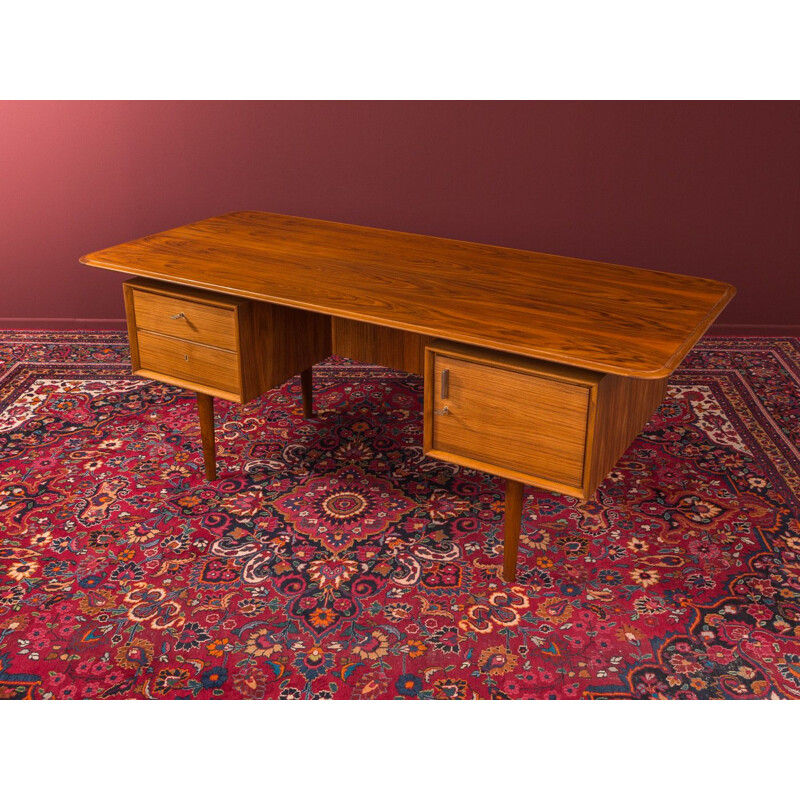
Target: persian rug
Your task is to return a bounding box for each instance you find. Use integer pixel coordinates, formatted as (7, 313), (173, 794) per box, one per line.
(1, 332), (799, 699)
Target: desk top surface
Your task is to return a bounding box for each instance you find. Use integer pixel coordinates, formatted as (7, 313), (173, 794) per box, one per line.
(81, 211), (735, 378)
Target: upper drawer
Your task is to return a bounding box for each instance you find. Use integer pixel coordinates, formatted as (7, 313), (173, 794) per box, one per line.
(427, 349), (593, 489)
(132, 289), (237, 351)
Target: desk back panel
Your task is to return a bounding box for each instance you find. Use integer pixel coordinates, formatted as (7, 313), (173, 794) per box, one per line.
(332, 318), (432, 374)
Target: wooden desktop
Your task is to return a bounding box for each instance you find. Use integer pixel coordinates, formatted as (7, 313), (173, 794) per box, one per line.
(80, 211), (735, 581)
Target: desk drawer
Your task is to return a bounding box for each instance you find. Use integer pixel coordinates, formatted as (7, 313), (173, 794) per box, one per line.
(137, 330), (240, 393)
(124, 278), (332, 404)
(132, 289), (237, 351)
(425, 345), (593, 490)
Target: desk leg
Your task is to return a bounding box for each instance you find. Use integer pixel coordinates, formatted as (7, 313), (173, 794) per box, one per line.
(196, 392), (217, 481)
(503, 479), (523, 582)
(300, 367), (314, 418)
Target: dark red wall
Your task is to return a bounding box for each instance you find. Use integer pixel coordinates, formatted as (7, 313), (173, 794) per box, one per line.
(1, 101), (797, 327)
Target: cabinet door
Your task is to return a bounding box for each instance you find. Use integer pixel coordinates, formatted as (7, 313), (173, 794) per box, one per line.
(426, 351), (591, 490)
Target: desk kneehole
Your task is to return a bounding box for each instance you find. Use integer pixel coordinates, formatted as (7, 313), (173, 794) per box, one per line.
(423, 340), (668, 500)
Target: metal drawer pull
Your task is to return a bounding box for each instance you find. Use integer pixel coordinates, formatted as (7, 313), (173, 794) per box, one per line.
(434, 405), (450, 416)
(170, 312), (186, 320)
(441, 368), (449, 399)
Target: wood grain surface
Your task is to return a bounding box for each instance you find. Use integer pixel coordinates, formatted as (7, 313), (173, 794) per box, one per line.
(123, 277), (331, 405)
(503, 479), (524, 582)
(586, 373), (669, 493)
(332, 317), (432, 374)
(235, 299), (331, 404)
(136, 330), (240, 393)
(132, 288), (238, 351)
(426, 348), (592, 489)
(81, 211), (735, 378)
(196, 393), (217, 481)
(422, 339), (672, 501)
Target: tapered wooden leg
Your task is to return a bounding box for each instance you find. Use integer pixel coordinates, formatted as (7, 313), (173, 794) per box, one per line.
(300, 367), (314, 418)
(196, 392), (217, 481)
(503, 479), (524, 582)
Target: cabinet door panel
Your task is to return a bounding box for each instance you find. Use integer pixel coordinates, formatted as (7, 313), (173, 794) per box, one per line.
(430, 353), (590, 487)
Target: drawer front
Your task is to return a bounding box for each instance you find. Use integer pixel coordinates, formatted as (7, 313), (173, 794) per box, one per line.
(430, 354), (589, 487)
(132, 289), (237, 351)
(136, 330), (240, 393)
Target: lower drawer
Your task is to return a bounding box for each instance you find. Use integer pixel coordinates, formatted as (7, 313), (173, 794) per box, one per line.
(136, 330), (240, 394)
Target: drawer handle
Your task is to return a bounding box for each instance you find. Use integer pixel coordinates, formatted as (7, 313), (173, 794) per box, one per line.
(434, 405), (450, 416)
(170, 312), (186, 320)
(441, 369), (449, 399)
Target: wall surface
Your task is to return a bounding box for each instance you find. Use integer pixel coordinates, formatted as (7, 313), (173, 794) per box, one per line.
(1, 101), (798, 329)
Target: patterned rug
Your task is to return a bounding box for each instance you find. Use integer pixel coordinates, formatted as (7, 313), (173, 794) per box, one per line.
(1, 332), (799, 699)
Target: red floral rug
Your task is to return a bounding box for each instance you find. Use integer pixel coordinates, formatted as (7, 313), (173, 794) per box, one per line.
(1, 332), (799, 699)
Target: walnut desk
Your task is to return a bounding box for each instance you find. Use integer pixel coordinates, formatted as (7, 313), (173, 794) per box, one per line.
(80, 212), (735, 581)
